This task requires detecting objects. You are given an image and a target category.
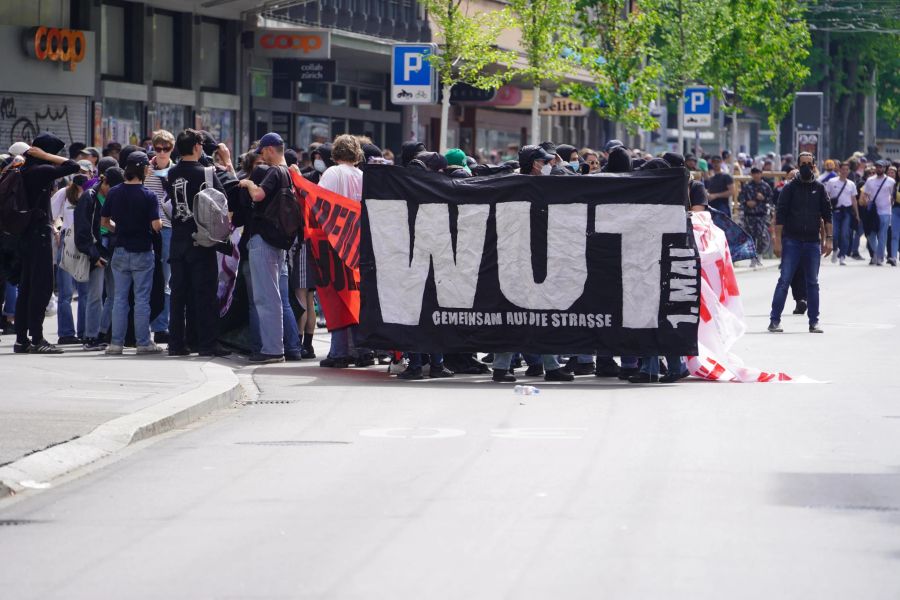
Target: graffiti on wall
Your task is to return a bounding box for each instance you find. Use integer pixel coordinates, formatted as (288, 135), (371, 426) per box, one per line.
(0, 94), (88, 149)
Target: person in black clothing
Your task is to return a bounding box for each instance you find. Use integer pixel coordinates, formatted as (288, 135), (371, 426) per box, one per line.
(14, 133), (80, 354)
(165, 129), (230, 357)
(769, 152), (832, 334)
(304, 143), (334, 185)
(705, 155), (735, 214)
(73, 167), (124, 350)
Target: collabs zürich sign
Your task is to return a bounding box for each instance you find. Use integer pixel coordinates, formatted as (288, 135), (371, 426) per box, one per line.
(24, 27), (86, 71)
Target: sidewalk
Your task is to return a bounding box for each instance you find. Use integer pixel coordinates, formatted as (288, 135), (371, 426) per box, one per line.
(0, 311), (245, 496)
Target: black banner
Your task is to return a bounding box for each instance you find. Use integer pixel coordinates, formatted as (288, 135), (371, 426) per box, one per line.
(358, 167), (700, 355)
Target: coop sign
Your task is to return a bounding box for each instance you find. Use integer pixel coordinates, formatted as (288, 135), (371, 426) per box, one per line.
(25, 26), (87, 71)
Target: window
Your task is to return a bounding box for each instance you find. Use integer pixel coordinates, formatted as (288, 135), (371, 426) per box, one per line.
(330, 85), (347, 107)
(152, 13), (175, 84)
(199, 21), (222, 89)
(101, 4), (126, 77)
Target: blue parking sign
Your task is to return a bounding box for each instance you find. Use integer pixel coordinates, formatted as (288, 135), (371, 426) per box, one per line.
(683, 86), (711, 127)
(391, 44), (437, 104)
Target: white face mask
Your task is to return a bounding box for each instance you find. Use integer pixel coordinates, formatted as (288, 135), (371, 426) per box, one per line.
(152, 167), (170, 177)
(314, 159), (326, 173)
(540, 163), (552, 176)
(569, 160), (579, 171)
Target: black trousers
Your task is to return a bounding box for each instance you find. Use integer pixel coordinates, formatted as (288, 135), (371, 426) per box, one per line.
(169, 245), (219, 352)
(15, 225), (53, 344)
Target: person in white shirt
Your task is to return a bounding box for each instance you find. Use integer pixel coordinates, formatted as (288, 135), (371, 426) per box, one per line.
(53, 174), (90, 344)
(824, 162), (859, 265)
(860, 160), (897, 265)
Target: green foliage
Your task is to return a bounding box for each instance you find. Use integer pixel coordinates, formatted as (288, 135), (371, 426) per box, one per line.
(699, 0), (811, 131)
(566, 0), (662, 133)
(506, 0), (579, 87)
(420, 0), (516, 90)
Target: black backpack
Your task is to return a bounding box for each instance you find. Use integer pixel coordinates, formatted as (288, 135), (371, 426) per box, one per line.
(261, 166), (302, 250)
(0, 166), (31, 235)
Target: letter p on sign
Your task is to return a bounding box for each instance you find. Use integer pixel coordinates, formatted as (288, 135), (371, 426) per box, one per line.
(690, 91), (705, 112)
(404, 53), (422, 80)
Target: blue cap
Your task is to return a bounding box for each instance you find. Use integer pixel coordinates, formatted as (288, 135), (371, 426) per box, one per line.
(255, 132), (284, 154)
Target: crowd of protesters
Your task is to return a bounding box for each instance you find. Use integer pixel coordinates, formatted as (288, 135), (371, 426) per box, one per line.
(0, 129), (896, 384)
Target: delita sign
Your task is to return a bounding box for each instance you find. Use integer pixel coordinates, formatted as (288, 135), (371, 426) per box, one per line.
(24, 26), (86, 71)
(539, 96), (589, 117)
(255, 29), (331, 59)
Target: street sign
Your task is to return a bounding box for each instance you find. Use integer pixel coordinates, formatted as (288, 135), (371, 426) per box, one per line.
(391, 43), (437, 105)
(272, 59), (336, 83)
(683, 86), (711, 127)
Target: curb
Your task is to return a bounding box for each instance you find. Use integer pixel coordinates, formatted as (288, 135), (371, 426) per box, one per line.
(0, 361), (244, 499)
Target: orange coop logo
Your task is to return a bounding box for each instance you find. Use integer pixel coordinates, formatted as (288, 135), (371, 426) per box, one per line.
(259, 32), (323, 54)
(29, 27), (86, 71)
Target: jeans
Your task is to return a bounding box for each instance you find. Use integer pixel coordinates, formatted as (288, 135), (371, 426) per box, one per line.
(639, 356), (686, 376)
(328, 326), (358, 359)
(770, 238), (821, 325)
(891, 207), (900, 261)
(56, 265), (87, 338)
(279, 258), (301, 354)
(82, 265), (105, 340)
(110, 248), (155, 347)
(849, 214), (863, 256)
(248, 234), (285, 356)
(832, 208), (852, 259)
(874, 213), (891, 263)
(3, 282), (16, 316)
(494, 352), (560, 371)
(576, 353), (594, 364)
(150, 226), (172, 333)
(15, 225), (53, 344)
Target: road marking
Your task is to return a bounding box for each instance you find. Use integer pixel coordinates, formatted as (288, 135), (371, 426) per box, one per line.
(359, 428), (467, 439)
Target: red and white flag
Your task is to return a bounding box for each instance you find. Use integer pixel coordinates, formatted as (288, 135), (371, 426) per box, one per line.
(686, 212), (802, 383)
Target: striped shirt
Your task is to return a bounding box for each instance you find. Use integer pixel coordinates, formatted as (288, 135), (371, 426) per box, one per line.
(144, 173), (172, 228)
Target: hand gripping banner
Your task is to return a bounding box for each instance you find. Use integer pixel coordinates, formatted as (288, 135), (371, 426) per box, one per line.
(290, 170), (361, 331)
(357, 167), (701, 355)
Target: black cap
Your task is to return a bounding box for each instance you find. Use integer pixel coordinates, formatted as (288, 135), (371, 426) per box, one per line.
(663, 152), (685, 168)
(518, 145), (555, 170)
(538, 141), (557, 155)
(97, 156), (119, 174)
(284, 148), (299, 167)
(126, 151), (150, 168)
(68, 142), (86, 159)
(750, 166), (762, 174)
(603, 139), (624, 153)
(684, 153), (697, 162)
(104, 167), (125, 187)
(197, 130), (219, 156)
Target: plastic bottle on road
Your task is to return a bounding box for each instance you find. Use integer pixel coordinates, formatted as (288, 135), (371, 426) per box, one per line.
(514, 385), (540, 396)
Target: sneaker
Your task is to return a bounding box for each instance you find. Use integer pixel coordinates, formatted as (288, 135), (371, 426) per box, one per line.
(809, 323), (824, 333)
(482, 353), (494, 363)
(544, 368), (575, 382)
(319, 356), (351, 368)
(353, 353), (376, 367)
(168, 348), (191, 357)
(82, 338), (107, 351)
(890, 258), (898, 267)
(13, 340), (32, 354)
(850, 253), (864, 261)
(153, 331), (170, 344)
(492, 368), (516, 383)
(29, 339), (64, 354)
(594, 362), (621, 377)
(57, 335), (82, 346)
(525, 364), (544, 377)
(398, 367), (424, 380)
(388, 358), (409, 375)
(830, 254), (838, 264)
(105, 344), (124, 355)
(617, 367), (639, 381)
(429, 365), (454, 378)
(301, 346), (316, 359)
(792, 300), (808, 315)
(660, 370), (689, 383)
(768, 321), (783, 333)
(628, 372), (659, 384)
(250, 353), (285, 364)
(283, 351), (302, 361)
(839, 257), (846, 266)
(136, 343), (163, 354)
(572, 361), (596, 376)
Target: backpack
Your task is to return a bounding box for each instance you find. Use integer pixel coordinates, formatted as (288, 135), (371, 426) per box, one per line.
(261, 166), (301, 250)
(192, 167), (230, 248)
(0, 165), (32, 235)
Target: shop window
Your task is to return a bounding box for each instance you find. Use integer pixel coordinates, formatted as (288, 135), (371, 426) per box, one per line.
(199, 21), (222, 90)
(152, 13), (175, 84)
(0, 0), (68, 27)
(349, 120), (380, 145)
(101, 4), (126, 77)
(356, 89), (383, 111)
(299, 82), (329, 104)
(331, 85), (347, 107)
(296, 116), (332, 150)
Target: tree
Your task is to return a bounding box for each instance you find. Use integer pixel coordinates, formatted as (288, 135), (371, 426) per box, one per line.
(506, 0), (578, 145)
(647, 0), (729, 153)
(566, 0), (662, 136)
(421, 0), (515, 152)
(701, 0), (811, 158)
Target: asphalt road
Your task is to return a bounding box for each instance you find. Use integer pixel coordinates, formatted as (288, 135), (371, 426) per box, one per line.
(2, 258), (899, 599)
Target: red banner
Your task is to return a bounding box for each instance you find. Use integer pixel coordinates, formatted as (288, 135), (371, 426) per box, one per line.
(290, 170), (361, 330)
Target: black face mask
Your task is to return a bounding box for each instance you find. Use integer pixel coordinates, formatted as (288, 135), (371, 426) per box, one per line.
(798, 164), (814, 181)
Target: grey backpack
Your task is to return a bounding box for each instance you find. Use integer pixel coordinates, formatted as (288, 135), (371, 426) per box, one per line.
(192, 167), (230, 247)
